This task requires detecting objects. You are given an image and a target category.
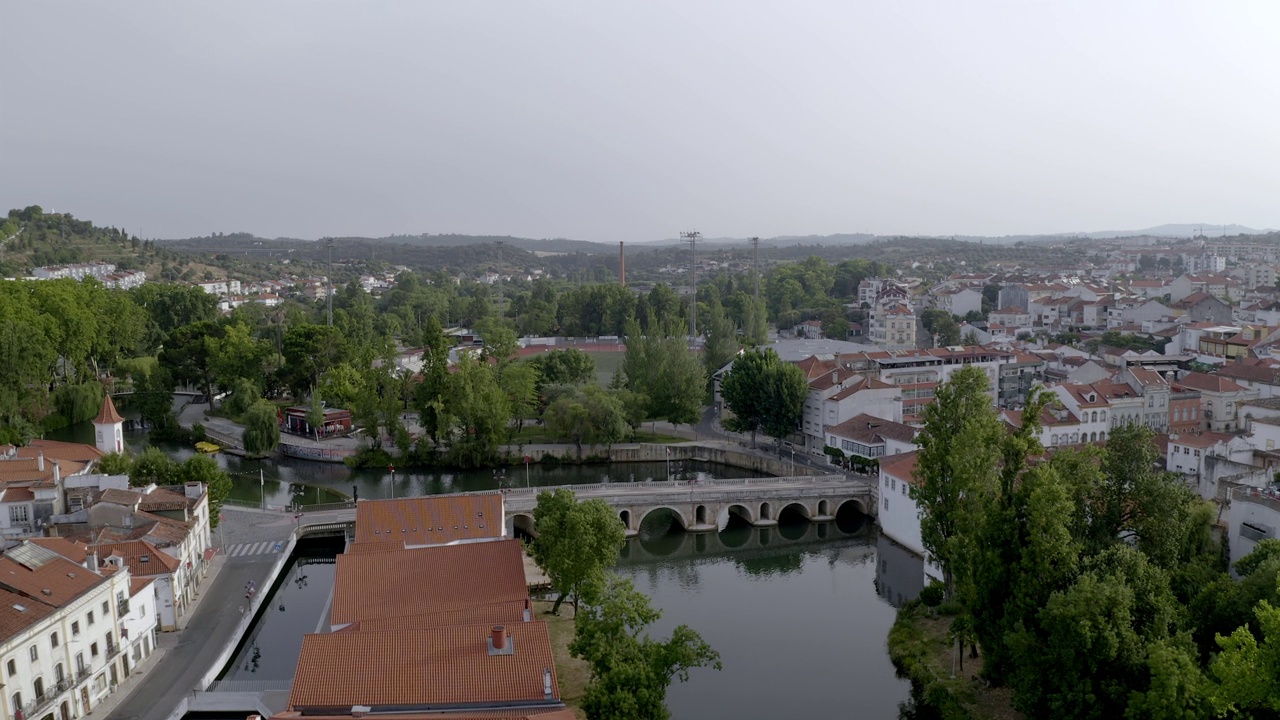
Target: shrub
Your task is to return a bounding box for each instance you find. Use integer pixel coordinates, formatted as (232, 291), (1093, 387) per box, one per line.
(919, 582), (945, 608)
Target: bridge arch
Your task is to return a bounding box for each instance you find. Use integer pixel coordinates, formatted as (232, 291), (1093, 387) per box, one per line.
(725, 503), (754, 524)
(835, 498), (869, 517)
(778, 502), (811, 521)
(759, 502), (773, 522)
(817, 499), (831, 516)
(638, 505), (690, 531)
(511, 512), (537, 539)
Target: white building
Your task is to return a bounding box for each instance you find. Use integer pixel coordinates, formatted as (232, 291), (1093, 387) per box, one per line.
(0, 543), (134, 720)
(877, 452), (942, 585)
(1227, 486), (1280, 576)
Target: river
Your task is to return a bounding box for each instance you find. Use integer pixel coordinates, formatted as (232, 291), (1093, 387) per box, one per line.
(50, 416), (919, 718)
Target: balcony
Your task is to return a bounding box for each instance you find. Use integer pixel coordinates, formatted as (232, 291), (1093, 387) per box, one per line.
(106, 643), (120, 660)
(75, 666), (91, 684)
(21, 679), (73, 718)
(117, 598), (130, 617)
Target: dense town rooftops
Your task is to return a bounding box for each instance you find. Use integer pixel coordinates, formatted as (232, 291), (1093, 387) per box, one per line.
(289, 622), (560, 713)
(94, 539), (181, 576)
(351, 494), (505, 548)
(331, 539), (529, 627)
(1167, 431), (1236, 449)
(0, 543), (111, 609)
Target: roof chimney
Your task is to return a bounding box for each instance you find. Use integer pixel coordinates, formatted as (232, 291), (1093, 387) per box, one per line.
(488, 625), (512, 655)
(523, 598), (532, 622)
(37, 451), (44, 472)
(543, 668), (553, 700)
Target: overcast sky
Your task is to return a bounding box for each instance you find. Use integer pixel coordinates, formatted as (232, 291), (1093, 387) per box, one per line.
(2, 2), (1278, 242)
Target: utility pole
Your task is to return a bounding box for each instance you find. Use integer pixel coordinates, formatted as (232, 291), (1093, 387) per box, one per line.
(749, 237), (761, 298)
(495, 241), (504, 319)
(326, 237), (335, 327)
(681, 230), (700, 337)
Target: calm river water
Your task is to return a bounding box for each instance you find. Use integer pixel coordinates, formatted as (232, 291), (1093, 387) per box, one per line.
(51, 417), (919, 718)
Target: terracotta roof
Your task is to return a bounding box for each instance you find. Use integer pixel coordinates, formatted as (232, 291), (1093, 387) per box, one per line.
(1169, 432), (1235, 449)
(139, 487), (195, 513)
(26, 537), (89, 565)
(0, 552), (108, 608)
(98, 488), (143, 507)
(288, 623), (559, 712)
(93, 394), (124, 425)
(93, 540), (180, 576)
(331, 540), (528, 626)
(879, 450), (920, 486)
(356, 599), (531, 632)
(1175, 372), (1249, 394)
(0, 586), (57, 640)
(2, 486), (35, 502)
(827, 414), (918, 446)
(1216, 362), (1280, 385)
(828, 376), (895, 401)
(129, 576), (156, 597)
(1127, 367), (1168, 387)
(352, 495), (504, 549)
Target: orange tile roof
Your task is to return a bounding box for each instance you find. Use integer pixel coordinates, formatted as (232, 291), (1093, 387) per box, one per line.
(27, 537), (90, 565)
(0, 552), (108, 608)
(0, 586), (57, 640)
(879, 450), (920, 486)
(331, 540), (529, 627)
(288, 623), (560, 712)
(93, 394), (124, 425)
(355, 599), (531, 632)
(93, 540), (180, 576)
(352, 494), (504, 548)
(271, 707), (576, 720)
(1176, 372), (1248, 394)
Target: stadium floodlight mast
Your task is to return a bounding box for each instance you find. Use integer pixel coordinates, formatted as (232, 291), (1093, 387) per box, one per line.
(680, 230), (701, 337)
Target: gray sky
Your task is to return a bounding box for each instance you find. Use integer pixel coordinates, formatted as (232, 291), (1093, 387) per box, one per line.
(3, 1), (1278, 242)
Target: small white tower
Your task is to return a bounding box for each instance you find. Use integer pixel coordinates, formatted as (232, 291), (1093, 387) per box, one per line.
(93, 394), (124, 455)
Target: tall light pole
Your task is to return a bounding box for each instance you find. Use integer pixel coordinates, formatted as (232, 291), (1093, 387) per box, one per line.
(749, 237), (761, 298)
(681, 230), (700, 337)
(326, 237), (335, 327)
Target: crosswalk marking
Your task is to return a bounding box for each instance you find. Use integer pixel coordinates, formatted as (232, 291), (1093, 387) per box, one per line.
(226, 541), (284, 558)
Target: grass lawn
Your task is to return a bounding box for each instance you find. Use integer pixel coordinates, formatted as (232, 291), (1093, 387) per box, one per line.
(536, 600), (589, 718)
(589, 350), (626, 387)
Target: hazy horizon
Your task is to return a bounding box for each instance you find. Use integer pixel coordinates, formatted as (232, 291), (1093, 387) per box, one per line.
(3, 2), (1278, 243)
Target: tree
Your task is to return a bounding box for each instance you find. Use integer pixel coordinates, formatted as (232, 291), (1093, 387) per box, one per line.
(544, 386), (629, 457)
(242, 401), (281, 455)
(529, 488), (626, 615)
(499, 362), (539, 434)
(129, 446), (179, 487)
(701, 301), (740, 393)
(1209, 595), (1280, 717)
(919, 308), (961, 346)
(96, 452), (132, 476)
(179, 454), (231, 528)
(720, 348), (806, 450)
(570, 574), (721, 720)
(736, 293), (770, 346)
(443, 354), (511, 467)
(158, 320), (218, 401)
(527, 348), (597, 389)
(414, 317), (454, 444)
(279, 324), (349, 399)
(913, 365), (1003, 599)
(820, 308), (850, 340)
(208, 321), (272, 395)
(131, 366), (177, 436)
(475, 316), (518, 365)
(622, 317), (705, 429)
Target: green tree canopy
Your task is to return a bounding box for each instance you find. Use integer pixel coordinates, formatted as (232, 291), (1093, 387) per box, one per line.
(720, 348), (807, 451)
(529, 488), (626, 615)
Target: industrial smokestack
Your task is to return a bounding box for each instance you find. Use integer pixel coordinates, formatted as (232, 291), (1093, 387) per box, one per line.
(619, 241), (626, 287)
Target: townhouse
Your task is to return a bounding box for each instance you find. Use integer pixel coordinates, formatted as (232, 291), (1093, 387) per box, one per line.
(1172, 372), (1259, 432)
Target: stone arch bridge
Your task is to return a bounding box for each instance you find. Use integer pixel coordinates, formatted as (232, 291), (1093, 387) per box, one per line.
(503, 475), (877, 538)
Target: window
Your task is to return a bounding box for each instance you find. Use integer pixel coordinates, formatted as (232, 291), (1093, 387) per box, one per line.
(75, 653), (85, 673)
(50, 631), (58, 649)
(29, 645), (37, 661)
(891, 478), (897, 491)
(87, 610), (94, 626)
(8, 506), (28, 524)
(10, 694), (19, 715)
(5, 659), (14, 676)
(883, 497), (889, 511)
(1194, 449), (1201, 457)
(902, 484), (907, 496)
(33, 677), (43, 700)
(90, 642), (98, 658)
(55, 664), (64, 683)
(102, 601), (109, 616)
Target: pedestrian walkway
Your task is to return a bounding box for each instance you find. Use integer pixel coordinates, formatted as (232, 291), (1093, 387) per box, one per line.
(226, 540), (286, 558)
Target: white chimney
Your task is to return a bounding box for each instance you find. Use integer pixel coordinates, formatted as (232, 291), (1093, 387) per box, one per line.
(37, 452), (44, 472)
(543, 668), (553, 699)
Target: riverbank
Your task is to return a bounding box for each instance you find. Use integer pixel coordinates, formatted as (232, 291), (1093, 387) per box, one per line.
(536, 600), (588, 719)
(887, 602), (1021, 720)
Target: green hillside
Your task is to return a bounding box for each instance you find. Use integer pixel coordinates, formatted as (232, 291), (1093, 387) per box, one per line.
(0, 205), (225, 281)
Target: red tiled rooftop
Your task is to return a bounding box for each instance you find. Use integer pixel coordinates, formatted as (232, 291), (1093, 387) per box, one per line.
(288, 623), (559, 712)
(331, 539), (529, 627)
(352, 494), (504, 548)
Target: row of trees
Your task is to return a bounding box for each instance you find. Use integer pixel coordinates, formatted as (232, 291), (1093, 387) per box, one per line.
(529, 488), (721, 719)
(98, 448), (231, 527)
(912, 366), (1280, 718)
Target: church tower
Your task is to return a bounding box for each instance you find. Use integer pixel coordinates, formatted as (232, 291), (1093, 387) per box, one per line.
(93, 394), (124, 454)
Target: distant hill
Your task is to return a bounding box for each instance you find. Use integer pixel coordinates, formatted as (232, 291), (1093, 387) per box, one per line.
(1084, 224), (1270, 239)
